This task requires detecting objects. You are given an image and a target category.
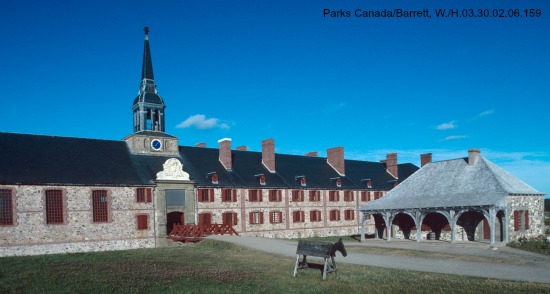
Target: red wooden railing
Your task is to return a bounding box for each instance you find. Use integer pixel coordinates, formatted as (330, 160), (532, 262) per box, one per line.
(167, 223), (239, 243)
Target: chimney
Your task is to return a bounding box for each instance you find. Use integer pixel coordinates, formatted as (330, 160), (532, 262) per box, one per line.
(195, 142), (206, 148)
(327, 147), (345, 176)
(468, 148), (480, 166)
(236, 146), (248, 151)
(262, 138), (276, 173)
(218, 138), (232, 170)
(386, 153), (398, 179)
(304, 151), (318, 157)
(420, 153), (432, 167)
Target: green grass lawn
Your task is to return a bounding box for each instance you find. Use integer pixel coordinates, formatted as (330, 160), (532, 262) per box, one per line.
(1, 239), (549, 293)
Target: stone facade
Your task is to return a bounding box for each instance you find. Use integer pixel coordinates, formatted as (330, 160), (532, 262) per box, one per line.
(196, 188), (384, 239)
(0, 185), (156, 256)
(508, 195), (546, 241)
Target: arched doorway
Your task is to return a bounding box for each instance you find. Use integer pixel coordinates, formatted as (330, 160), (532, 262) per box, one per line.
(166, 211), (184, 235)
(392, 213), (415, 239)
(422, 212), (449, 240)
(457, 211), (485, 241)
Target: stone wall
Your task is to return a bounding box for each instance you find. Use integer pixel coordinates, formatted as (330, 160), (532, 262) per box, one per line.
(507, 195), (545, 241)
(0, 185), (155, 257)
(197, 188), (382, 239)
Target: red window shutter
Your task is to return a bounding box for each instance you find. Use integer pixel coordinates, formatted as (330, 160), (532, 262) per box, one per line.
(260, 212), (264, 224)
(300, 191), (304, 202)
(137, 215), (148, 230)
(514, 210), (520, 231)
(249, 212), (254, 224)
(310, 211), (314, 222)
(198, 189), (203, 202)
(292, 211), (297, 222)
(233, 213), (238, 225)
(269, 212), (274, 224)
(301, 211), (305, 222)
(259, 190), (263, 202)
(232, 189), (237, 202)
(278, 211), (283, 223)
(525, 210), (529, 230)
(206, 213), (212, 225)
(146, 188), (152, 202)
(278, 190), (282, 202)
(209, 189), (214, 202)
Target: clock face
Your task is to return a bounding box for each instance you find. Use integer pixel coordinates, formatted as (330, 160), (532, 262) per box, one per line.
(151, 139), (162, 151)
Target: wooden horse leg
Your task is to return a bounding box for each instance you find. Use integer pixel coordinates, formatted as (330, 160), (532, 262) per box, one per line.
(293, 254), (300, 277)
(322, 258), (329, 280)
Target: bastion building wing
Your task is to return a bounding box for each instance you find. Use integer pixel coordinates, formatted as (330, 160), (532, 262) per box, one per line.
(0, 28), (419, 256)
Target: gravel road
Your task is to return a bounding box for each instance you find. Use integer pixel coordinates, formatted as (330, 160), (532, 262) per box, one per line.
(207, 235), (550, 283)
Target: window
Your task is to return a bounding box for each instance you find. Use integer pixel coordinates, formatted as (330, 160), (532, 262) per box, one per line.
(211, 173), (219, 184)
(360, 191), (368, 202)
(259, 175), (266, 186)
(310, 210), (322, 222)
(329, 210), (340, 221)
(309, 190), (321, 202)
(137, 214), (148, 230)
(249, 189), (262, 202)
(344, 191), (354, 202)
(514, 210), (530, 231)
(198, 188), (214, 202)
(344, 209), (355, 221)
(0, 189), (13, 225)
(270, 211), (283, 224)
(300, 177), (307, 187)
(292, 190), (304, 202)
(222, 212), (238, 226)
(136, 188), (152, 203)
(269, 190), (282, 202)
(222, 189), (237, 202)
(198, 213), (212, 225)
(249, 211), (264, 224)
(292, 211), (305, 223)
(374, 191), (382, 200)
(329, 191), (339, 202)
(45, 190), (64, 224)
(92, 190), (109, 223)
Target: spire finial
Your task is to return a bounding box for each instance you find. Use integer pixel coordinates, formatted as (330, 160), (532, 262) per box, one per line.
(144, 26), (149, 35)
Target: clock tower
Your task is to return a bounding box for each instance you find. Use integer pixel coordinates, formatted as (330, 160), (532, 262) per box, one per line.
(124, 27), (179, 156)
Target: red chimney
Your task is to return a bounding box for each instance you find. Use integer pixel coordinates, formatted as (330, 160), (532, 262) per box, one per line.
(420, 153), (432, 167)
(262, 139), (275, 173)
(327, 147), (345, 176)
(236, 146), (248, 151)
(218, 138), (232, 170)
(304, 151), (318, 157)
(386, 153), (398, 179)
(195, 142), (206, 148)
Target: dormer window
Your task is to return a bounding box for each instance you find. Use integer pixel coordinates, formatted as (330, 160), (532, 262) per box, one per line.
(255, 174), (266, 186)
(295, 176), (307, 187)
(331, 177), (341, 188)
(207, 172), (219, 185)
(389, 179), (398, 187)
(361, 179), (372, 188)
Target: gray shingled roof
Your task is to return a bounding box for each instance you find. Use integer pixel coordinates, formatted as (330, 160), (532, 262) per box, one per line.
(360, 156), (544, 212)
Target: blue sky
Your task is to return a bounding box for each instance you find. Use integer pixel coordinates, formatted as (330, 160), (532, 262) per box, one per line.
(2, 1), (549, 196)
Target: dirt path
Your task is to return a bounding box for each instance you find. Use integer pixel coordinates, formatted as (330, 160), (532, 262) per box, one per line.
(207, 235), (550, 284)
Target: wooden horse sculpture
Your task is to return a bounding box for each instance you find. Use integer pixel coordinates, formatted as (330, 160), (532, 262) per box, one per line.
(293, 238), (347, 280)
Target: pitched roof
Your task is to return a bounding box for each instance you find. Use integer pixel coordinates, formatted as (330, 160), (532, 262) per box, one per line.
(360, 156), (544, 212)
(0, 132), (147, 186)
(179, 146), (418, 190)
(0, 132), (418, 190)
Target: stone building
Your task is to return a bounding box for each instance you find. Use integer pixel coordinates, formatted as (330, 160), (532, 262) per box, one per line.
(0, 28), (418, 256)
(359, 149), (546, 246)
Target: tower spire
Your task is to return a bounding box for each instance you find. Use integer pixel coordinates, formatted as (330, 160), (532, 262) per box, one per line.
(132, 27), (166, 133)
(142, 26), (154, 81)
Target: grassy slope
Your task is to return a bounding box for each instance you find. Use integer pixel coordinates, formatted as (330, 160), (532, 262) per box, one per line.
(1, 240), (550, 293)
